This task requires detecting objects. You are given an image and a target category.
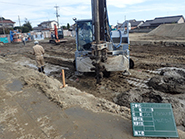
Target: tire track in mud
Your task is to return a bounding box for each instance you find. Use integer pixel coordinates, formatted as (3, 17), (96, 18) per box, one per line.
(126, 77), (150, 88)
(125, 67), (185, 88)
(125, 69), (162, 88)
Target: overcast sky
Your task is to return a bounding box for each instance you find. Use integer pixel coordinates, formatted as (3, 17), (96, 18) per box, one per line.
(0, 0), (185, 27)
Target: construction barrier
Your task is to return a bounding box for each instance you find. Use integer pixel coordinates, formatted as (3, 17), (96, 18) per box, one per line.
(0, 34), (10, 43)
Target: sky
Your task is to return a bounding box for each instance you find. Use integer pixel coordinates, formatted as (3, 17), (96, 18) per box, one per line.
(0, 0), (185, 27)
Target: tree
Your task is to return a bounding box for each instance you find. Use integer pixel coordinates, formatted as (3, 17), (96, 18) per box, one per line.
(62, 26), (67, 29)
(67, 23), (70, 29)
(22, 26), (29, 33)
(22, 18), (32, 33)
(13, 26), (22, 32)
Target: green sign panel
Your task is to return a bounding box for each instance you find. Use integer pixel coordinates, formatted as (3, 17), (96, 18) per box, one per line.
(130, 103), (178, 138)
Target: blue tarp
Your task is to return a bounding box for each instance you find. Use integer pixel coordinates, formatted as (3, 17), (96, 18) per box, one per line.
(10, 30), (22, 42)
(10, 30), (14, 42)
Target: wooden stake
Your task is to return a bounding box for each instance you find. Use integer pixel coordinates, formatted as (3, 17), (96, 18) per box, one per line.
(60, 69), (68, 88)
(62, 69), (65, 87)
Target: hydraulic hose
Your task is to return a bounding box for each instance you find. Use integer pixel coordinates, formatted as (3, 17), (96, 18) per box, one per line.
(110, 29), (122, 49)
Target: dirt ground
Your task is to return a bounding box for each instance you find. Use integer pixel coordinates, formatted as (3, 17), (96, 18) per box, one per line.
(1, 35), (185, 101)
(0, 33), (185, 138)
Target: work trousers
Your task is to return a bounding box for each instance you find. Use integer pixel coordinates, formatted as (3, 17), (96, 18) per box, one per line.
(35, 55), (44, 68)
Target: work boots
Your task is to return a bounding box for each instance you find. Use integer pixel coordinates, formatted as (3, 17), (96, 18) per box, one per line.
(41, 66), (45, 74)
(38, 68), (42, 72)
(38, 67), (45, 74)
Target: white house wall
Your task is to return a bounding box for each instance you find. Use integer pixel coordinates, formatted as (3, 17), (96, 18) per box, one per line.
(50, 22), (58, 30)
(0, 23), (14, 28)
(63, 30), (72, 37)
(138, 22), (144, 27)
(178, 17), (185, 24)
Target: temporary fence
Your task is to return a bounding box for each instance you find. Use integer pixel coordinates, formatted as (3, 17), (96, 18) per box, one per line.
(0, 34), (10, 43)
(0, 30), (73, 43)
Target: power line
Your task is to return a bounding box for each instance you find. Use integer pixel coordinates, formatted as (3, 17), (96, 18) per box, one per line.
(0, 1), (49, 7)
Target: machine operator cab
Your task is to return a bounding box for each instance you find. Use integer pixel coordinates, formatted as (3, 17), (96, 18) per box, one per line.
(74, 19), (94, 74)
(57, 28), (64, 39)
(75, 20), (93, 51)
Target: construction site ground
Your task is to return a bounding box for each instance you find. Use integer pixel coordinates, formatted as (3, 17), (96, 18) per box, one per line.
(0, 33), (185, 139)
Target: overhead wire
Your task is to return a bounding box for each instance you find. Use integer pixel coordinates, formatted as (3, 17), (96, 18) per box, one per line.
(0, 0), (73, 26)
(0, 1), (51, 7)
(0, 1), (61, 26)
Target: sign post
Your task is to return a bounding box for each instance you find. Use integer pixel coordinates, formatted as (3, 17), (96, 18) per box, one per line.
(130, 103), (178, 138)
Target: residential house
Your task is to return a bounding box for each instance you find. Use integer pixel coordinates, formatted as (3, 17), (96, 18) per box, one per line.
(139, 20), (154, 29)
(0, 18), (15, 28)
(128, 19), (144, 29)
(116, 19), (143, 30)
(33, 20), (58, 31)
(140, 15), (185, 29)
(32, 26), (43, 32)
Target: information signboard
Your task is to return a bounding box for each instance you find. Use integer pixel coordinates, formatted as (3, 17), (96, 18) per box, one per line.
(130, 103), (178, 138)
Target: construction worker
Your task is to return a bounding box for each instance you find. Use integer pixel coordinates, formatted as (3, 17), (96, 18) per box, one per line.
(33, 41), (45, 73)
(22, 35), (26, 46)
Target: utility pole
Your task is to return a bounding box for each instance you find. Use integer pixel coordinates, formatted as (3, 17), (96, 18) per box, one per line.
(54, 5), (60, 28)
(18, 15), (21, 26)
(0, 16), (5, 34)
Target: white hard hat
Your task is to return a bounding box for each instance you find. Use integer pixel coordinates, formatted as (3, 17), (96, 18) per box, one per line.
(34, 41), (39, 44)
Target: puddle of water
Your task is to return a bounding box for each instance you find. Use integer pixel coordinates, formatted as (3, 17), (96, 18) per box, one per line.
(44, 64), (68, 75)
(27, 63), (37, 69)
(15, 60), (37, 69)
(6, 79), (23, 92)
(15, 60), (68, 76)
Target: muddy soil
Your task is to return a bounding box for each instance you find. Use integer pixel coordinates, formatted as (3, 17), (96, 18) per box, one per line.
(1, 35), (185, 131)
